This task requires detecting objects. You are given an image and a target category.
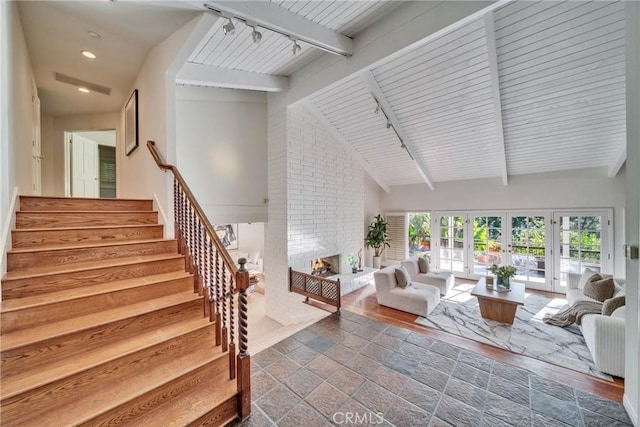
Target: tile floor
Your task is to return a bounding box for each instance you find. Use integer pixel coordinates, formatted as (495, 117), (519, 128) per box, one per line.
(234, 310), (632, 427)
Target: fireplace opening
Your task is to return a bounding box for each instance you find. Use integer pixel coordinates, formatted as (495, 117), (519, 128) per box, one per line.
(311, 254), (341, 277)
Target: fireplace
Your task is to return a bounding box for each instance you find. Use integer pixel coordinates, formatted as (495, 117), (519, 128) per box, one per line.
(310, 254), (341, 277)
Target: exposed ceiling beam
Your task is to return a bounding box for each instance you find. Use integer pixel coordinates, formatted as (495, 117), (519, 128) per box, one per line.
(203, 1), (354, 56)
(302, 101), (391, 194)
(176, 62), (289, 92)
(484, 13), (509, 186)
(360, 70), (435, 191)
(608, 145), (626, 177)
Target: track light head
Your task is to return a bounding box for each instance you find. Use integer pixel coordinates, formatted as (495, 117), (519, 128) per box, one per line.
(386, 119), (392, 129)
(251, 26), (262, 44)
(222, 18), (235, 35)
(291, 38), (302, 55)
(374, 102), (380, 114)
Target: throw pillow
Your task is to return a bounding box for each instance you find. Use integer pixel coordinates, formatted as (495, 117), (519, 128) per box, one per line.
(394, 267), (412, 289)
(602, 296), (626, 316)
(583, 275), (615, 302)
(577, 267), (599, 290)
(248, 251), (260, 265)
(418, 256), (430, 274)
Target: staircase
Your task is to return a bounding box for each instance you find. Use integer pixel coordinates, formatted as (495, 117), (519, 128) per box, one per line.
(1, 196), (239, 426)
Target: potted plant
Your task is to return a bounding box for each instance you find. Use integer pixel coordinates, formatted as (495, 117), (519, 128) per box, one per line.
(347, 254), (358, 273)
(489, 264), (517, 290)
(365, 214), (391, 269)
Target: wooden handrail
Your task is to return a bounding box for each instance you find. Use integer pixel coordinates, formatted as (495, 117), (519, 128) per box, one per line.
(147, 140), (238, 275)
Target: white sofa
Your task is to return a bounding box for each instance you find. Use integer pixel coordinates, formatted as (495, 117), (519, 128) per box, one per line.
(400, 258), (454, 296)
(229, 250), (263, 272)
(566, 271), (626, 378)
(373, 266), (440, 317)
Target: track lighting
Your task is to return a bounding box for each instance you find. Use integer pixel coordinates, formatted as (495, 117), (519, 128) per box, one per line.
(291, 38), (302, 55)
(386, 119), (392, 129)
(374, 102), (380, 114)
(222, 18), (235, 35)
(251, 26), (262, 44)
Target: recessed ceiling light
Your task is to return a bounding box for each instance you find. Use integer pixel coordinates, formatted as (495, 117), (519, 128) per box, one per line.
(78, 87), (90, 93)
(81, 50), (96, 59)
(87, 30), (101, 39)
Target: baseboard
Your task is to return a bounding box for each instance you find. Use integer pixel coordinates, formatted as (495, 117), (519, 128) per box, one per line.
(152, 192), (171, 238)
(624, 393), (638, 426)
(0, 187), (19, 282)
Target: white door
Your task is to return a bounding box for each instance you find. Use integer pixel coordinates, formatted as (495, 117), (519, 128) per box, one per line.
(506, 213), (552, 292)
(71, 135), (99, 197)
(469, 213), (506, 279)
(31, 96), (42, 195)
(435, 213), (469, 277)
(553, 211), (612, 294)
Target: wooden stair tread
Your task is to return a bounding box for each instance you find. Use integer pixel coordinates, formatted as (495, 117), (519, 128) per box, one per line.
(7, 238), (175, 254)
(1, 253), (184, 281)
(0, 271), (193, 312)
(20, 195), (152, 201)
(1, 292), (202, 351)
(12, 224), (162, 232)
(1, 318), (213, 399)
(28, 349), (227, 427)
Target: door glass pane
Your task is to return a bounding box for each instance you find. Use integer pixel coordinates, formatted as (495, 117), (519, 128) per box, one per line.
(558, 215), (603, 285)
(473, 215), (502, 276)
(440, 216), (465, 273)
(511, 216), (546, 284)
(408, 212), (431, 259)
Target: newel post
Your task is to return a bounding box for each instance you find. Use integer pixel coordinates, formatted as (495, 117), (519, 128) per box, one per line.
(235, 258), (251, 420)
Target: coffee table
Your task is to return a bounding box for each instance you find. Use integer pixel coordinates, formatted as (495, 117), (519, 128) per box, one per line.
(471, 277), (525, 325)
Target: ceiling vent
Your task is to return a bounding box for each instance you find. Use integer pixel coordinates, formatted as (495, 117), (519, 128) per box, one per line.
(54, 72), (111, 96)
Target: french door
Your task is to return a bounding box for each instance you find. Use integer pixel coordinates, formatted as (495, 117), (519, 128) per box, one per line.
(506, 213), (552, 291)
(470, 214), (506, 279)
(436, 214), (468, 277)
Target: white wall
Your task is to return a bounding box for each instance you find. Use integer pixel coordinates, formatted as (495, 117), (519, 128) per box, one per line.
(237, 223), (264, 255)
(379, 170), (627, 277)
(175, 86), (268, 224)
(624, 2), (640, 424)
(40, 114), (54, 196)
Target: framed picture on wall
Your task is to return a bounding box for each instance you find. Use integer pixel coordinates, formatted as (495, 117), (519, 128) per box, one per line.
(125, 89), (138, 156)
(214, 224), (238, 250)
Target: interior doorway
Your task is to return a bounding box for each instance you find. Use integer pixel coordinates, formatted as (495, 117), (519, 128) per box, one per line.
(65, 130), (116, 198)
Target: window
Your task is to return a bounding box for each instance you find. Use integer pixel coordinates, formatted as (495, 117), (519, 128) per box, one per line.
(473, 215), (504, 276)
(408, 212), (431, 259)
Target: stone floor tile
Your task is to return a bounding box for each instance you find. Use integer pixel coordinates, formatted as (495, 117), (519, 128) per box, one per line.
(581, 408), (633, 427)
(251, 360), (262, 375)
(406, 332), (435, 349)
(452, 362), (490, 389)
(292, 328), (319, 344)
(364, 318), (388, 331)
(369, 365), (408, 394)
(435, 394), (482, 427)
(336, 318), (361, 332)
(327, 366), (366, 396)
(252, 370), (279, 400)
(491, 362), (530, 386)
(411, 362), (451, 392)
(337, 332), (370, 350)
(383, 352), (420, 376)
(277, 402), (329, 427)
(531, 390), (583, 427)
(306, 336), (336, 353)
(458, 350), (494, 373)
(352, 324), (382, 340)
(530, 374), (575, 402)
(488, 375), (529, 406)
(420, 350), (457, 375)
(384, 396), (431, 427)
(398, 378), (442, 413)
(531, 413), (574, 427)
(398, 341), (426, 361)
(263, 357), (302, 382)
(382, 324), (411, 339)
(429, 416), (455, 427)
(345, 354), (382, 377)
(305, 382), (350, 418)
(430, 341), (461, 360)
(284, 368), (324, 398)
(361, 343), (392, 363)
(340, 311), (370, 324)
(272, 336), (302, 355)
(253, 347), (284, 368)
(484, 392), (531, 427)
(306, 354), (341, 379)
(481, 414), (514, 427)
(444, 377), (487, 410)
(337, 399), (387, 426)
(287, 345), (321, 366)
(324, 343), (357, 365)
(353, 380), (397, 414)
(575, 389), (632, 424)
(373, 333), (404, 350)
(256, 384), (302, 422)
(229, 404), (275, 427)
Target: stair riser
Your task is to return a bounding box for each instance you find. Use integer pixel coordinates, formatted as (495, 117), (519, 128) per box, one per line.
(16, 212), (158, 229)
(80, 357), (230, 427)
(1, 325), (216, 425)
(2, 257), (185, 300)
(1, 299), (204, 378)
(188, 396), (238, 427)
(11, 225), (164, 249)
(1, 277), (194, 334)
(19, 197), (153, 212)
(7, 240), (178, 271)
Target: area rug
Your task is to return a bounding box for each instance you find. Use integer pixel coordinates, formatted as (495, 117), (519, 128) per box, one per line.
(415, 283), (613, 381)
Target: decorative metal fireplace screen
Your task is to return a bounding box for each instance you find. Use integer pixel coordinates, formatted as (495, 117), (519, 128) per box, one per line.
(289, 268), (341, 310)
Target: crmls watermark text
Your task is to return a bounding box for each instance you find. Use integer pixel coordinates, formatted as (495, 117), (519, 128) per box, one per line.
(332, 411), (384, 425)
